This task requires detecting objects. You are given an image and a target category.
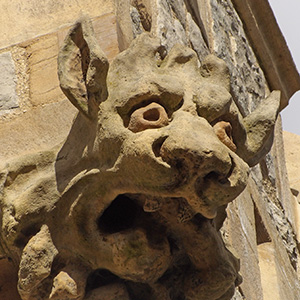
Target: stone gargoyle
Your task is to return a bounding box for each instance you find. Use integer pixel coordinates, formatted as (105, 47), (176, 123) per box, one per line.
(0, 18), (280, 300)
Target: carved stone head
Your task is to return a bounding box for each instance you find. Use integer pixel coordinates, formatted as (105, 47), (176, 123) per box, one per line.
(1, 17), (280, 300)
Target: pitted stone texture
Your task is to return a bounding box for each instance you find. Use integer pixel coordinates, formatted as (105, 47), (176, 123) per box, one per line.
(209, 0), (266, 116)
(156, 0), (188, 50)
(50, 271), (81, 300)
(18, 225), (58, 300)
(186, 12), (209, 61)
(128, 102), (169, 132)
(155, 0), (209, 60)
(0, 52), (18, 111)
(0, 10), (282, 300)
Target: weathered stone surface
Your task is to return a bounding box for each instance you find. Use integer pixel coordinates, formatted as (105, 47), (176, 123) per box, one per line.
(186, 12), (209, 60)
(58, 13), (119, 62)
(257, 242), (280, 300)
(231, 0), (300, 110)
(283, 130), (300, 244)
(271, 118), (298, 235)
(18, 225), (58, 300)
(93, 14), (119, 62)
(283, 130), (300, 195)
(223, 186), (264, 300)
(155, 0), (189, 50)
(231, 289), (244, 300)
(50, 271), (81, 299)
(0, 1), (299, 300)
(0, 52), (18, 110)
(248, 171), (300, 300)
(0, 0), (114, 49)
(209, 0), (266, 116)
(0, 17), (282, 299)
(153, 0), (209, 60)
(26, 34), (64, 106)
(0, 99), (77, 160)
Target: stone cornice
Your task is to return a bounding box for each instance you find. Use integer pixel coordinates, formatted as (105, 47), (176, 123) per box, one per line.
(232, 0), (300, 110)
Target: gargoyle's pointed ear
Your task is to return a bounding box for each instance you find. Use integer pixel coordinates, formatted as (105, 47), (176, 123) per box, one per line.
(237, 91), (281, 167)
(200, 55), (231, 91)
(58, 17), (109, 119)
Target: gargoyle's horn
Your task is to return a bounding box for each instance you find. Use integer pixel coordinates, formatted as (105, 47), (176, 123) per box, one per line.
(58, 17), (109, 119)
(237, 90), (281, 167)
(199, 55), (231, 91)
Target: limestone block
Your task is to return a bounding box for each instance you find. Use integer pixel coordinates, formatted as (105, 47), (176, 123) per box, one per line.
(249, 173), (300, 299)
(0, 0), (114, 49)
(283, 130), (300, 243)
(25, 34), (64, 106)
(0, 52), (18, 110)
(224, 188), (264, 300)
(283, 131), (300, 194)
(257, 242), (280, 300)
(93, 14), (119, 61)
(271, 119), (297, 235)
(0, 99), (77, 160)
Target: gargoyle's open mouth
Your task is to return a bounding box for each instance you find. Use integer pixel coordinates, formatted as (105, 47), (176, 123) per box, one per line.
(97, 194), (141, 234)
(91, 193), (238, 299)
(96, 194), (204, 235)
(92, 193), (210, 298)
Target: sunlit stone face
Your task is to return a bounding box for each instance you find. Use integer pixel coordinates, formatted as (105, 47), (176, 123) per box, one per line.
(0, 18), (280, 300)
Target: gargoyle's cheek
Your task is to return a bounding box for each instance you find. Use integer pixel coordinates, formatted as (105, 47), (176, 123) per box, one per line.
(107, 135), (180, 191)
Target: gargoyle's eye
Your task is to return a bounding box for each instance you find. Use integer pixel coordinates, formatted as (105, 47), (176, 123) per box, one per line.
(128, 102), (169, 132)
(213, 121), (237, 152)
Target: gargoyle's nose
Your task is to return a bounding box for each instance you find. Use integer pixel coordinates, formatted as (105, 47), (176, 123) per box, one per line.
(154, 112), (249, 219)
(159, 115), (233, 181)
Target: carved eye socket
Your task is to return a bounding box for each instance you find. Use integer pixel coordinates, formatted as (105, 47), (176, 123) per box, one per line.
(128, 102), (169, 132)
(213, 121), (237, 152)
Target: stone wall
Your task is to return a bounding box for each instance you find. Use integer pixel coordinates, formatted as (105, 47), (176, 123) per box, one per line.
(0, 4), (118, 160)
(1, 0), (300, 299)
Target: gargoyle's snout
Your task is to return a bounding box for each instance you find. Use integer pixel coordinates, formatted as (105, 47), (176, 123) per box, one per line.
(159, 134), (232, 181)
(156, 113), (249, 217)
(159, 115), (232, 181)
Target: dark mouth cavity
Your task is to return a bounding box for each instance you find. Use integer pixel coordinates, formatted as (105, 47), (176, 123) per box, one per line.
(97, 194), (210, 236)
(97, 194), (141, 234)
